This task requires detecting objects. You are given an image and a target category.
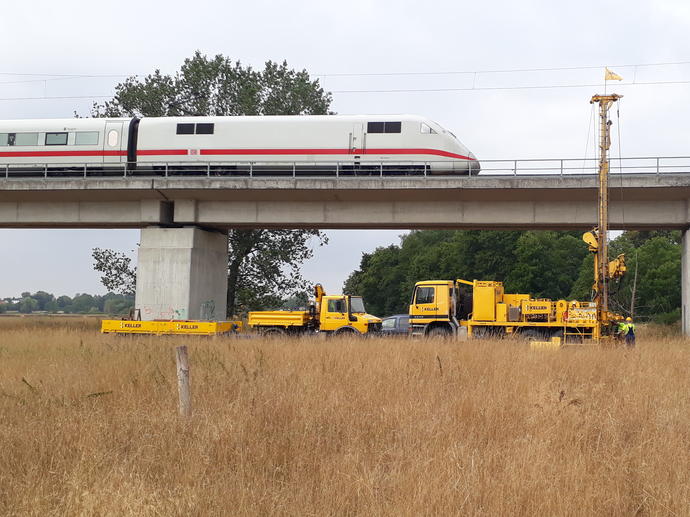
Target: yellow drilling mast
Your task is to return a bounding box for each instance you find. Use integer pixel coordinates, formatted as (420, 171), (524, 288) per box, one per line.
(589, 93), (625, 335)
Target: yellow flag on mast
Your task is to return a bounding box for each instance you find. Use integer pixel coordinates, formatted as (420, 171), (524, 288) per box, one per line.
(605, 67), (623, 81)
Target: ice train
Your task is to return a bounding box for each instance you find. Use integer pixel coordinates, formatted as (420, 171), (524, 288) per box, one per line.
(0, 114), (479, 176)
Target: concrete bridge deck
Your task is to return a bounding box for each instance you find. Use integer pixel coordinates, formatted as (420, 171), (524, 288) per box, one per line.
(1, 174), (689, 229)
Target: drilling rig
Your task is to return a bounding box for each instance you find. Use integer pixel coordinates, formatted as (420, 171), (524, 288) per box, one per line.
(408, 93), (627, 344)
(586, 93), (627, 339)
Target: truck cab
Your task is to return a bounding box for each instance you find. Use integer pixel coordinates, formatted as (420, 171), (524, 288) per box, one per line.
(408, 280), (459, 337)
(318, 294), (381, 334)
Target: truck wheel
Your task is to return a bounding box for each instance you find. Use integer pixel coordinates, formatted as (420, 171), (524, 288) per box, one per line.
(519, 328), (545, 340)
(426, 326), (452, 338)
(335, 327), (358, 336)
(261, 327), (286, 336)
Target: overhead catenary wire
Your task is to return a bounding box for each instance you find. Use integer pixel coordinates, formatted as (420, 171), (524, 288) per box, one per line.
(3, 59), (690, 80)
(2, 80), (690, 103)
(0, 95), (113, 102)
(330, 80), (690, 94)
(315, 60), (690, 77)
(0, 59), (689, 101)
(0, 75), (128, 86)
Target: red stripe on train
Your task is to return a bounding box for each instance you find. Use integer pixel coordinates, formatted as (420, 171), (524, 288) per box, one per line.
(153, 148), (475, 160)
(0, 150), (126, 157)
(0, 148), (475, 160)
(137, 149), (188, 156)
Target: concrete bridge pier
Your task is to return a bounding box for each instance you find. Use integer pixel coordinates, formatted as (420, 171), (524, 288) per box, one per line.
(680, 230), (690, 336)
(134, 226), (228, 321)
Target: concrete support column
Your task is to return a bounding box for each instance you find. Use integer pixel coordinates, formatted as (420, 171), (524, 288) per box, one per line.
(135, 227), (228, 321)
(680, 230), (690, 336)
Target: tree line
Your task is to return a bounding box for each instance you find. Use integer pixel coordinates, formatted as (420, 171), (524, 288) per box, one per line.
(0, 291), (133, 315)
(343, 230), (681, 324)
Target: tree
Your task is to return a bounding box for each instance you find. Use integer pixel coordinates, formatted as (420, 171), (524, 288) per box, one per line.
(31, 291), (55, 311)
(227, 229), (327, 314)
(92, 248), (136, 296)
(19, 297), (38, 314)
(91, 52), (331, 315)
(506, 231), (587, 299)
(56, 295), (72, 309)
(70, 294), (97, 314)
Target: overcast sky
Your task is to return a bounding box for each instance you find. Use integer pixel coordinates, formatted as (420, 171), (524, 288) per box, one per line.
(1, 0), (690, 298)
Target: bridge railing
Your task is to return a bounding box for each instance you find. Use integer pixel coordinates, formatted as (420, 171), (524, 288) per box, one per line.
(478, 156), (690, 176)
(2, 156), (690, 179)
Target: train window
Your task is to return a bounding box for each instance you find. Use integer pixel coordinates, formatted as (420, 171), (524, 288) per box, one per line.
(45, 132), (68, 145)
(195, 123), (214, 135)
(367, 122), (384, 133)
(107, 130), (119, 147)
(367, 121), (401, 134)
(0, 133), (7, 146)
(176, 123), (195, 135)
(75, 132), (99, 145)
(385, 121), (401, 133)
(14, 133), (39, 146)
(420, 123), (437, 134)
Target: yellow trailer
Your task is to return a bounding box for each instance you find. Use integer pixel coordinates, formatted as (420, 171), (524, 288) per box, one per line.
(100, 319), (241, 336)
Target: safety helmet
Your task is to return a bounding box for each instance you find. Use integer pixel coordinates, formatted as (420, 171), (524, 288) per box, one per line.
(626, 317), (633, 322)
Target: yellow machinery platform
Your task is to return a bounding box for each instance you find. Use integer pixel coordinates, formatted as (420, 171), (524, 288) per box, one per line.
(101, 319), (242, 336)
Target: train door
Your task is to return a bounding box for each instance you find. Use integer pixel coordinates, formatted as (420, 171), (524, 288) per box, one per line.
(104, 121), (124, 164)
(349, 123), (364, 154)
(346, 123), (365, 175)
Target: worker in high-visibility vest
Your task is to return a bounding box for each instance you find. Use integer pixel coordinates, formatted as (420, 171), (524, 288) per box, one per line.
(617, 316), (636, 347)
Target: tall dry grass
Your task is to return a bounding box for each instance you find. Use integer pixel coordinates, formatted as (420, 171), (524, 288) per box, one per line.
(0, 318), (688, 516)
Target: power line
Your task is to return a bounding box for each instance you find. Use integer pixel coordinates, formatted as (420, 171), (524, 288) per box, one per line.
(2, 59), (689, 81)
(0, 72), (131, 78)
(0, 76), (126, 86)
(331, 80), (690, 94)
(0, 79), (689, 102)
(0, 95), (112, 102)
(316, 60), (690, 78)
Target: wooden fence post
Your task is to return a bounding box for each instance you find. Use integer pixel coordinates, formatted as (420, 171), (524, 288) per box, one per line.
(175, 345), (192, 417)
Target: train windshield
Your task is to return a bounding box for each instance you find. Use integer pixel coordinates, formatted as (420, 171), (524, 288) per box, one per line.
(420, 122), (437, 134)
(349, 297), (366, 313)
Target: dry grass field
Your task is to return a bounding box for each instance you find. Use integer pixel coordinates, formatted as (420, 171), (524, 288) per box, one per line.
(0, 317), (688, 516)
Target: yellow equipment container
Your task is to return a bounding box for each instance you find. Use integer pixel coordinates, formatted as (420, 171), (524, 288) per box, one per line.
(530, 336), (562, 350)
(247, 311), (310, 328)
(101, 319), (241, 336)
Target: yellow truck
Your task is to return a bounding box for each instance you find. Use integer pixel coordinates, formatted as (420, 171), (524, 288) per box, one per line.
(409, 278), (608, 341)
(408, 228), (626, 343)
(248, 284), (382, 335)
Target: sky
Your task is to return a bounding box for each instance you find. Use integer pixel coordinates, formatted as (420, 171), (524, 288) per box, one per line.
(1, 0), (690, 298)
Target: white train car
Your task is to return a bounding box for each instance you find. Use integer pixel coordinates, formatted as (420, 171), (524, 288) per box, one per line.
(0, 118), (132, 170)
(0, 114), (479, 176)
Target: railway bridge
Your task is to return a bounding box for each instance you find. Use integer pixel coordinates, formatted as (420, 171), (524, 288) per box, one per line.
(2, 158), (690, 333)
